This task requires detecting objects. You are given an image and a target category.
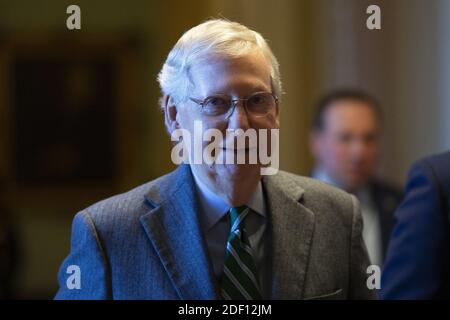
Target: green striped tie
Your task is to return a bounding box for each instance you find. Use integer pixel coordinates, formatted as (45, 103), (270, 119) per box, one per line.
(220, 205), (262, 300)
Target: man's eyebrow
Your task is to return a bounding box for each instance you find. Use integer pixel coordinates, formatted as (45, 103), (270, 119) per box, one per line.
(206, 87), (272, 97)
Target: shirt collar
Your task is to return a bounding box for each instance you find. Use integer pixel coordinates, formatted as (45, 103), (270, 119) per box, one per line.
(191, 166), (266, 231)
(312, 167), (340, 187)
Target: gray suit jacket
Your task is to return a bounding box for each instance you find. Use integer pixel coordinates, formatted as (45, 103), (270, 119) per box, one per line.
(55, 164), (376, 299)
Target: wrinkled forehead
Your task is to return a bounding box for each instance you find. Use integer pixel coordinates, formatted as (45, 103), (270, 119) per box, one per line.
(188, 51), (273, 96)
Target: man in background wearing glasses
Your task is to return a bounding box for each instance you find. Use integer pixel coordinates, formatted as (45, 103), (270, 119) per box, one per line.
(55, 19), (376, 300)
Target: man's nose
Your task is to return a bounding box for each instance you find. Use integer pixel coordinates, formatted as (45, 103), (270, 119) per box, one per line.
(226, 101), (250, 130)
(349, 140), (368, 160)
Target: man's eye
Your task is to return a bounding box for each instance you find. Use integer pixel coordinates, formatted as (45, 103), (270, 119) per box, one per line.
(249, 94), (266, 105)
(206, 97), (228, 107)
(338, 134), (353, 143)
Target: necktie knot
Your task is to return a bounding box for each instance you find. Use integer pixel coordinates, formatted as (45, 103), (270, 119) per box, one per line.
(229, 205), (250, 233)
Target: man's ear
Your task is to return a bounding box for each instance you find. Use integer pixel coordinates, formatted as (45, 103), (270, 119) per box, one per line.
(309, 130), (322, 159)
(274, 103), (280, 128)
(164, 95), (180, 134)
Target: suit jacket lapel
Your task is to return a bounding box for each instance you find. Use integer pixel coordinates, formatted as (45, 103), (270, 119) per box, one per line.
(262, 173), (315, 299)
(140, 164), (220, 299)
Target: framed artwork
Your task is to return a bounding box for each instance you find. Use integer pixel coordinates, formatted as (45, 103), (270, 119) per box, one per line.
(0, 34), (141, 207)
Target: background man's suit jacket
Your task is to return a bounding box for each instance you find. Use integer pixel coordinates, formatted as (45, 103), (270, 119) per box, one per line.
(368, 180), (403, 259)
(381, 151), (450, 299)
(55, 164), (376, 299)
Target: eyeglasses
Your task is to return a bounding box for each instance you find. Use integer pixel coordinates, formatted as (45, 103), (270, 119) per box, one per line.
(189, 91), (278, 119)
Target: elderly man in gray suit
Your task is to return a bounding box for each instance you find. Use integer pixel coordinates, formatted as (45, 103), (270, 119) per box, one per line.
(55, 19), (376, 300)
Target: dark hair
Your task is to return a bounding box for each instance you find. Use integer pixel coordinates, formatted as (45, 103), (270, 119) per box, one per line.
(312, 88), (383, 132)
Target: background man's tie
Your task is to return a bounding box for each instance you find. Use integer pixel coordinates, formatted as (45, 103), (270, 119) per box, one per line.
(220, 205), (262, 300)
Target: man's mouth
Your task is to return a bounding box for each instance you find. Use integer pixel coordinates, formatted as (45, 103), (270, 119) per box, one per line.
(222, 147), (257, 152)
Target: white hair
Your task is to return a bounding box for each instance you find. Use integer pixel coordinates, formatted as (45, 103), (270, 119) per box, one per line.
(157, 18), (282, 109)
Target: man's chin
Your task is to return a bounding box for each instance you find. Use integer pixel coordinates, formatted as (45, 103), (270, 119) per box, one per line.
(208, 162), (261, 179)
(344, 176), (369, 192)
